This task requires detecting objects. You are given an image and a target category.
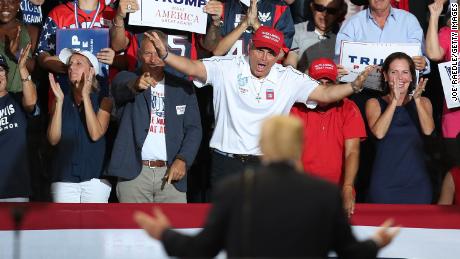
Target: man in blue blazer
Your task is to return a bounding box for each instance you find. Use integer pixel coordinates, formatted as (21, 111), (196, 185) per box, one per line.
(107, 31), (202, 203)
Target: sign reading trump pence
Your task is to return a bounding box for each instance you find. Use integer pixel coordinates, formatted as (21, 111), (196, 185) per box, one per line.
(128, 0), (208, 34)
(339, 41), (421, 91)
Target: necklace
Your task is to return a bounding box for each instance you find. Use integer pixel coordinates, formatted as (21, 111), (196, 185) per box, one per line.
(74, 0), (100, 29)
(252, 77), (264, 103)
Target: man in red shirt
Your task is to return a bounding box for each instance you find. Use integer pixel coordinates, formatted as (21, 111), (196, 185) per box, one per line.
(290, 58), (366, 217)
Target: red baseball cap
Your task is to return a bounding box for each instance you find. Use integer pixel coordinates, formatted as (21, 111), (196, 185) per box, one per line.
(308, 58), (338, 82)
(252, 26), (284, 56)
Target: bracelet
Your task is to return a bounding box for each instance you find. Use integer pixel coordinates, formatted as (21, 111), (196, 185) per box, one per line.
(212, 19), (224, 28)
(351, 80), (363, 93)
(161, 51), (169, 61)
(112, 18), (124, 28)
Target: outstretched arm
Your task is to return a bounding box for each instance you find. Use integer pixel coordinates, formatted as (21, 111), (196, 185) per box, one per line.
(18, 44), (37, 112)
(213, 0), (260, 56)
(200, 0), (224, 52)
(365, 77), (400, 139)
(47, 73), (64, 145)
(309, 66), (374, 104)
(412, 78), (435, 135)
(110, 0), (138, 51)
(144, 32), (207, 82)
(426, 1), (446, 61)
(80, 71), (112, 141)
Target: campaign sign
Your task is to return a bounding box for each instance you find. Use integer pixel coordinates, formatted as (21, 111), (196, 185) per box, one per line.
(240, 0), (250, 6)
(56, 29), (109, 77)
(128, 0), (208, 34)
(21, 0), (42, 24)
(339, 41), (421, 91)
(439, 62), (460, 108)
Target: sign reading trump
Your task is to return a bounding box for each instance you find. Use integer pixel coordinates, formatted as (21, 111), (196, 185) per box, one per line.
(128, 0), (208, 34)
(339, 41), (421, 91)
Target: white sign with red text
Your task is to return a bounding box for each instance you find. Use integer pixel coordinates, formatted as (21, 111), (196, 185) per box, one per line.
(128, 0), (208, 34)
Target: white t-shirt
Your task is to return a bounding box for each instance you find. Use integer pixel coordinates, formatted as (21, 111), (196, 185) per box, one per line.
(141, 79), (167, 161)
(195, 56), (318, 155)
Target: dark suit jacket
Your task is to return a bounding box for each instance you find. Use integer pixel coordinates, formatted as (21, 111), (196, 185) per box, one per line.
(107, 70), (202, 192)
(161, 162), (379, 258)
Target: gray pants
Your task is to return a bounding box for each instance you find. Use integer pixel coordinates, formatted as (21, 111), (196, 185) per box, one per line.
(116, 165), (186, 203)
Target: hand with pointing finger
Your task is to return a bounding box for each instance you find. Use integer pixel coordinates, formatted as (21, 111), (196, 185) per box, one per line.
(165, 159), (186, 184)
(134, 72), (156, 91)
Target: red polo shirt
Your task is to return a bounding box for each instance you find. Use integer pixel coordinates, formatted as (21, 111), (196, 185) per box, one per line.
(290, 98), (366, 185)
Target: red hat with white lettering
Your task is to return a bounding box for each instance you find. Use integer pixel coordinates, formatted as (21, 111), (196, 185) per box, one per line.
(252, 26), (284, 56)
(308, 58), (338, 82)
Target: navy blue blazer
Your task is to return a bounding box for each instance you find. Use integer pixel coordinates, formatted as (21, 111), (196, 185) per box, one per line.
(107, 70), (202, 192)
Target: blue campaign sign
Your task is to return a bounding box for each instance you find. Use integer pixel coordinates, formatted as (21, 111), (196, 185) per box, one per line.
(56, 29), (109, 77)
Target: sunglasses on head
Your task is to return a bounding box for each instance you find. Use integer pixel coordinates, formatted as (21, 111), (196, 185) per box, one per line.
(312, 3), (339, 15)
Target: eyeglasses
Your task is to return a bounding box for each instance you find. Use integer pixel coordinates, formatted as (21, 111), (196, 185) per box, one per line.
(312, 3), (339, 15)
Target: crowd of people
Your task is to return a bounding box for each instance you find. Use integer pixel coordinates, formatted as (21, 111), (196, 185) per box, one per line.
(0, 0), (459, 208)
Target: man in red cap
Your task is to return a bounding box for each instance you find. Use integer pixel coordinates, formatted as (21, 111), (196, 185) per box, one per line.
(144, 27), (373, 191)
(291, 58), (366, 217)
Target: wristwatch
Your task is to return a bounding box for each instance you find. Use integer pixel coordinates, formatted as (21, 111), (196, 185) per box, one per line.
(21, 75), (31, 82)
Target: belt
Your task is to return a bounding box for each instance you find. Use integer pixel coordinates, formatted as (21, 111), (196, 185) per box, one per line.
(142, 160), (167, 168)
(213, 149), (260, 163)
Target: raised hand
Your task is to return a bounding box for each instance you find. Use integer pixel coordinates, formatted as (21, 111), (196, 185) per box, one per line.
(49, 73), (64, 103)
(411, 78), (428, 100)
(80, 70), (94, 98)
(246, 0), (261, 30)
(351, 65), (375, 92)
(412, 56), (427, 71)
(143, 32), (168, 59)
(337, 64), (349, 77)
(96, 48), (115, 65)
(29, 0), (45, 5)
(18, 43), (32, 71)
(203, 0), (224, 26)
(117, 0), (139, 18)
(7, 25), (21, 57)
(390, 77), (401, 101)
(428, 0), (444, 18)
(135, 72), (156, 91)
(372, 218), (400, 248)
(133, 207), (171, 240)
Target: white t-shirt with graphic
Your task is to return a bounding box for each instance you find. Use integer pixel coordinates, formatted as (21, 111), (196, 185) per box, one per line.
(141, 79), (167, 161)
(194, 56), (319, 155)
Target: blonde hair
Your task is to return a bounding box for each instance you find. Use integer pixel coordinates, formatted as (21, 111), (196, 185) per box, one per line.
(69, 53), (99, 92)
(260, 115), (303, 162)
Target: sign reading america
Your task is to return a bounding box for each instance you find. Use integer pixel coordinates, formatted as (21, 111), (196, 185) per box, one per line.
(128, 0), (208, 34)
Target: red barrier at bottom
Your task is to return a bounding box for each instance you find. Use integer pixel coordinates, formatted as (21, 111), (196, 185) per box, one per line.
(0, 203), (459, 230)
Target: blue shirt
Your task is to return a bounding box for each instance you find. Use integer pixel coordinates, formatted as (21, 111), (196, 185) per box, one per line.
(0, 93), (32, 198)
(335, 7), (430, 74)
(51, 91), (107, 183)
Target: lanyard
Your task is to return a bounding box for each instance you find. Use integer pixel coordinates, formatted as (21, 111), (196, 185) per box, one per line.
(74, 0), (101, 29)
